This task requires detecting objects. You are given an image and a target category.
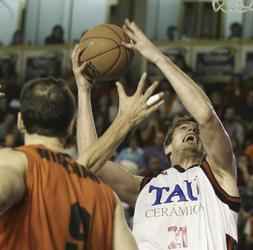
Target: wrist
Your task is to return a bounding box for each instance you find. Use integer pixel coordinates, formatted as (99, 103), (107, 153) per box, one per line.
(115, 111), (134, 131)
(78, 88), (91, 97)
(155, 54), (170, 66)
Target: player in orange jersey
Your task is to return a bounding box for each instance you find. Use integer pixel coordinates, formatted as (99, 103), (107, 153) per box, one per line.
(0, 52), (164, 249)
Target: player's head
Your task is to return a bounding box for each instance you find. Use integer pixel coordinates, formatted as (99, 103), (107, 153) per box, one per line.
(164, 115), (204, 161)
(19, 76), (76, 139)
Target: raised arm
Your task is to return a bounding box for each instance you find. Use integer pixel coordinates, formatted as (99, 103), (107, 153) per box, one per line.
(73, 47), (164, 177)
(72, 45), (160, 206)
(0, 87), (27, 214)
(71, 45), (97, 152)
(0, 149), (27, 214)
(123, 19), (238, 196)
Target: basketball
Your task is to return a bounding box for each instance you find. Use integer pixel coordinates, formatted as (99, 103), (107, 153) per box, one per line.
(79, 24), (134, 81)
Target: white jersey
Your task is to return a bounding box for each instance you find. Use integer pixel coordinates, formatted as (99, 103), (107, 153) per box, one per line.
(133, 160), (240, 250)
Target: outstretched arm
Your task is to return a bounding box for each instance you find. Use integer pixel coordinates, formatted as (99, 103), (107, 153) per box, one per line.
(123, 19), (238, 196)
(71, 45), (97, 152)
(73, 45), (164, 177)
(0, 86), (27, 214)
(72, 45), (161, 207)
(0, 149), (27, 214)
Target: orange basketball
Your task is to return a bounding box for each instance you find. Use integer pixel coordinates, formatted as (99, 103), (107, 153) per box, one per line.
(79, 24), (134, 81)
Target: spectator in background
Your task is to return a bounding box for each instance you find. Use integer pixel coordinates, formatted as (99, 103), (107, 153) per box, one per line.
(169, 97), (185, 118)
(239, 176), (253, 249)
(108, 87), (119, 122)
(241, 175), (253, 212)
(0, 59), (17, 81)
(244, 213), (253, 250)
(158, 80), (175, 119)
(245, 129), (253, 165)
(137, 112), (161, 147)
(10, 30), (23, 46)
(94, 113), (108, 137)
(96, 94), (109, 119)
(0, 113), (19, 144)
(237, 154), (253, 188)
(141, 156), (166, 178)
(0, 60), (19, 102)
(91, 81), (114, 111)
(241, 89), (253, 127)
(62, 71), (77, 96)
(228, 22), (243, 40)
(142, 131), (170, 169)
(243, 177), (253, 249)
(201, 28), (212, 39)
(3, 133), (18, 148)
(166, 26), (178, 41)
(0, 97), (8, 122)
(157, 79), (185, 120)
(209, 90), (225, 119)
(223, 106), (245, 149)
(0, 60), (17, 81)
(115, 135), (145, 172)
(174, 54), (193, 77)
(226, 74), (247, 112)
(45, 25), (65, 45)
(42, 57), (62, 78)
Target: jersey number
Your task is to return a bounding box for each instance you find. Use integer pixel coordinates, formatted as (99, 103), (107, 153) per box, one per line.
(168, 226), (188, 249)
(65, 202), (90, 250)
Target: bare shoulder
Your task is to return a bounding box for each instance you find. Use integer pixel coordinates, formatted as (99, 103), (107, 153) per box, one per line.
(0, 148), (28, 174)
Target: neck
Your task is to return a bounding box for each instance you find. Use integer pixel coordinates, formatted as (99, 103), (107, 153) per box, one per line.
(24, 133), (64, 152)
(171, 153), (202, 170)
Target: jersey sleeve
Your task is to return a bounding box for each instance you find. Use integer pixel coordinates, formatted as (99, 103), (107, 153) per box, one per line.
(139, 177), (152, 192)
(200, 158), (240, 213)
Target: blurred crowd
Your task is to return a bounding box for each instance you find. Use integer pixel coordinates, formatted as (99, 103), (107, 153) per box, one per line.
(0, 21), (247, 46)
(0, 25), (65, 46)
(0, 23), (253, 249)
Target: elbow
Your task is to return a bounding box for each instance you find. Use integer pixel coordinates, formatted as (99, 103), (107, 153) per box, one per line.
(197, 106), (216, 126)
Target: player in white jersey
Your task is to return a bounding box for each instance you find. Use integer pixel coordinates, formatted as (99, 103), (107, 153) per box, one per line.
(76, 20), (240, 250)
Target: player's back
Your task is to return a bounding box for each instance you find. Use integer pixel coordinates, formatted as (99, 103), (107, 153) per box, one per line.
(0, 145), (115, 250)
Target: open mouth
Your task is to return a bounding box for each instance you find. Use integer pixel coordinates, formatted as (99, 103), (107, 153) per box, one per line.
(183, 134), (198, 143)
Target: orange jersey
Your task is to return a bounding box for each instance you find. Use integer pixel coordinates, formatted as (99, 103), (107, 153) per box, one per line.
(0, 145), (115, 250)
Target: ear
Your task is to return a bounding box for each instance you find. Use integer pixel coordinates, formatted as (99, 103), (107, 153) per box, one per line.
(66, 118), (76, 137)
(164, 144), (172, 156)
(17, 112), (25, 133)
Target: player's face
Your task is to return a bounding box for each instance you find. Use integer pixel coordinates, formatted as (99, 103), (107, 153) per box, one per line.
(170, 122), (203, 155)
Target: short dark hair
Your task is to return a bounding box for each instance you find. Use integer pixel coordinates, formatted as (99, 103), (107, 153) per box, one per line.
(231, 22), (241, 28)
(164, 115), (197, 146)
(20, 76), (76, 138)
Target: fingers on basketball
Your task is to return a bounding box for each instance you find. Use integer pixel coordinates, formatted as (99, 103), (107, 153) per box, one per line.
(78, 24), (134, 81)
